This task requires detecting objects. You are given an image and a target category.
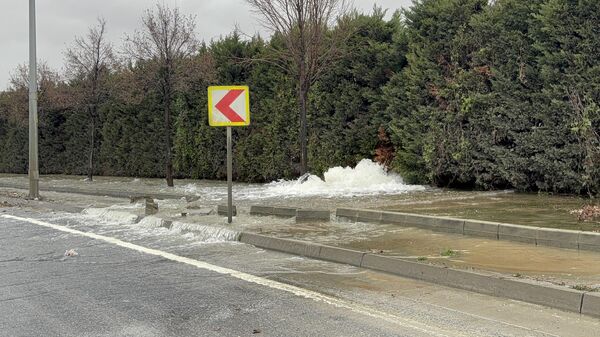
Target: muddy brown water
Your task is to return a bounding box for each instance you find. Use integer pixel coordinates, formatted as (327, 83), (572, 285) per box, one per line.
(1, 174), (597, 230)
(239, 220), (600, 288)
(382, 193), (600, 231)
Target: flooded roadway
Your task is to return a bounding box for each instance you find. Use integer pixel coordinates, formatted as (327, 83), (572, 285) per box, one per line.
(1, 160), (599, 290)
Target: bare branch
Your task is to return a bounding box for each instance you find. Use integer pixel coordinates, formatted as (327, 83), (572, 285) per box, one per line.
(123, 3), (199, 187)
(245, 0), (353, 174)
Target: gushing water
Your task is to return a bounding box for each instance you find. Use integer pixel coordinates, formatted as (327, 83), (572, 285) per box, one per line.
(171, 159), (424, 200)
(82, 207), (141, 225)
(261, 159), (425, 198)
(169, 222), (241, 242)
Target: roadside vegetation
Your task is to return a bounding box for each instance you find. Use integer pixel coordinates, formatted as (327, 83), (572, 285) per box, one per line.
(440, 249), (457, 257)
(0, 0), (598, 196)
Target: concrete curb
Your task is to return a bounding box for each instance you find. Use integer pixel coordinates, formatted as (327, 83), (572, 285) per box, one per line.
(249, 205), (330, 221)
(250, 205), (297, 218)
(582, 292), (600, 318)
(217, 205), (237, 216)
(296, 209), (330, 221)
(0, 183), (189, 201)
(336, 208), (600, 253)
(239, 232), (321, 258)
(578, 231), (600, 251)
(238, 232), (598, 317)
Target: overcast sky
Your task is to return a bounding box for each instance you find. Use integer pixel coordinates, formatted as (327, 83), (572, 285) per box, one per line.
(0, 0), (412, 90)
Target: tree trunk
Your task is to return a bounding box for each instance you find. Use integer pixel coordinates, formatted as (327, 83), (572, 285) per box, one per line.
(87, 117), (95, 181)
(163, 63), (175, 187)
(298, 85), (309, 175)
(165, 102), (174, 187)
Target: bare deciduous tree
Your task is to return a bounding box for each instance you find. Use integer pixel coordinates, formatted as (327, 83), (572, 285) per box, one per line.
(65, 18), (114, 181)
(246, 0), (351, 174)
(10, 62), (62, 92)
(126, 4), (198, 187)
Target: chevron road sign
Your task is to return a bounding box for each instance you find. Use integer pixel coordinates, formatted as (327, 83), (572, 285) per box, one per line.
(207, 85), (251, 224)
(208, 86), (250, 127)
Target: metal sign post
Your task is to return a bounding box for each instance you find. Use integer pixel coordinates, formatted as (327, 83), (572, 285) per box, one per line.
(208, 86), (250, 224)
(226, 126), (233, 223)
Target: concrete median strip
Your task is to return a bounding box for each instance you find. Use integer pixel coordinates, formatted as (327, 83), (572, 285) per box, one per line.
(239, 232), (321, 259)
(356, 210), (382, 223)
(463, 220), (499, 239)
(336, 208), (358, 221)
(296, 209), (330, 221)
(217, 205), (237, 216)
(536, 228), (580, 250)
(380, 211), (408, 224)
(430, 217), (464, 234)
(250, 205), (297, 218)
(581, 292), (600, 318)
(578, 231), (600, 251)
(498, 223), (538, 244)
(334, 207), (600, 253)
(318, 245), (365, 267)
(249, 205), (275, 216)
(238, 231), (597, 317)
(249, 205), (330, 220)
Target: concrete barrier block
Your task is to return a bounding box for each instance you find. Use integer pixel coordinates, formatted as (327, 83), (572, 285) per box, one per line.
(463, 220), (499, 239)
(498, 223), (537, 244)
(239, 231), (589, 316)
(402, 214), (438, 229)
(442, 268), (500, 295)
(360, 254), (448, 282)
(577, 232), (600, 252)
(217, 205), (237, 216)
(271, 207), (297, 218)
(160, 220), (173, 229)
(582, 292), (600, 318)
(380, 211), (408, 224)
(495, 279), (584, 313)
(443, 268), (583, 312)
(186, 208), (213, 216)
(239, 233), (321, 258)
(356, 210), (382, 223)
(431, 217), (464, 234)
(318, 246), (365, 267)
(336, 208), (358, 221)
(536, 228), (580, 250)
(296, 209), (330, 221)
(249, 205), (274, 216)
(362, 254), (584, 313)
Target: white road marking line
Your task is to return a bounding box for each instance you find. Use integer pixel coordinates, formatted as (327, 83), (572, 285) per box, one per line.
(3, 214), (468, 337)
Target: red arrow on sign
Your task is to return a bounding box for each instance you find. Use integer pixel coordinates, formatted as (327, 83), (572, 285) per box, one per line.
(215, 89), (245, 123)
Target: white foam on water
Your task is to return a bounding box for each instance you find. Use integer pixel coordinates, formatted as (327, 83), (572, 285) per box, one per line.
(136, 215), (167, 228)
(81, 207), (141, 225)
(259, 159), (425, 198)
(161, 159), (425, 200)
(169, 221), (241, 242)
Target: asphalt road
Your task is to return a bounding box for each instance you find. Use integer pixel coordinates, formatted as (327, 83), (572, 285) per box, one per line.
(1, 215), (412, 337)
(1, 206), (599, 336)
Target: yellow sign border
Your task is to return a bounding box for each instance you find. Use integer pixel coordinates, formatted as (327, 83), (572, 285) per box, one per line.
(208, 85), (250, 127)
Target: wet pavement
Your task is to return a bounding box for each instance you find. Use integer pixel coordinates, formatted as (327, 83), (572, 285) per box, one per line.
(2, 205), (600, 336)
(1, 174), (599, 291)
(1, 173), (597, 230)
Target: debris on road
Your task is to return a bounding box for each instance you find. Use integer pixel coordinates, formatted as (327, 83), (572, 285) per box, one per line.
(571, 205), (600, 222)
(64, 249), (79, 257)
